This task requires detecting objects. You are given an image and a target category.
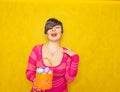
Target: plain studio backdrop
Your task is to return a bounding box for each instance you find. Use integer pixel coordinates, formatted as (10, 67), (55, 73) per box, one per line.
(0, 0), (120, 92)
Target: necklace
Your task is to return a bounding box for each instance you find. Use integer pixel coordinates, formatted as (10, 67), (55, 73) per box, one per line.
(45, 44), (61, 57)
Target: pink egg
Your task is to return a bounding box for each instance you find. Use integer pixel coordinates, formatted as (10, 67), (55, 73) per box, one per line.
(48, 70), (52, 74)
(44, 67), (50, 73)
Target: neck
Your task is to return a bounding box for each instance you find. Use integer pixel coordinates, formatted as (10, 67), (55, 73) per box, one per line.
(45, 41), (61, 57)
(46, 41), (61, 48)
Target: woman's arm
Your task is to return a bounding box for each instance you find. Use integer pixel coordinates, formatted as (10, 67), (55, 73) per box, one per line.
(65, 54), (79, 83)
(64, 49), (80, 83)
(26, 45), (39, 82)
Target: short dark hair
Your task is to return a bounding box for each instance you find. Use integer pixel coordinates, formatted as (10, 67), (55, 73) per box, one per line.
(44, 18), (63, 34)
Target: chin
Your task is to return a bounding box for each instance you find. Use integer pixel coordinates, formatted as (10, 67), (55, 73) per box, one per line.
(48, 35), (62, 41)
(50, 39), (60, 42)
(49, 38), (60, 42)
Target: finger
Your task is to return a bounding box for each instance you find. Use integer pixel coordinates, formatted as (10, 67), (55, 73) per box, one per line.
(62, 49), (67, 53)
(65, 47), (71, 50)
(62, 48), (67, 53)
(33, 81), (36, 89)
(33, 78), (35, 82)
(63, 50), (70, 55)
(36, 88), (41, 91)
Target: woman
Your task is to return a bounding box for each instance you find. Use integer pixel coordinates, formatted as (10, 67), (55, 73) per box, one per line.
(26, 18), (80, 92)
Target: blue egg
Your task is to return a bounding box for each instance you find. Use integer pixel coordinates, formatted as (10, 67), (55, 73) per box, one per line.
(36, 68), (44, 73)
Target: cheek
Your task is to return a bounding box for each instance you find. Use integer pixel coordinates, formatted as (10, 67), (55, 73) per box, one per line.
(58, 32), (62, 36)
(57, 29), (62, 33)
(46, 31), (51, 36)
(46, 33), (50, 38)
(57, 33), (62, 38)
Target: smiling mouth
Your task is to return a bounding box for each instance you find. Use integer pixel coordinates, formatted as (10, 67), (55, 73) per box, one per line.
(51, 33), (57, 37)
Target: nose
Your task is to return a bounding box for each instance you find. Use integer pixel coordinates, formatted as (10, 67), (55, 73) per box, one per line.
(52, 27), (56, 31)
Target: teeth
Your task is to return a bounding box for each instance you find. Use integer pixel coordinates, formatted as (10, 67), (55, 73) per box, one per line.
(51, 33), (57, 37)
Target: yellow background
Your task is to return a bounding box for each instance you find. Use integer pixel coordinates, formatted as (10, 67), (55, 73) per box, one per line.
(0, 1), (120, 92)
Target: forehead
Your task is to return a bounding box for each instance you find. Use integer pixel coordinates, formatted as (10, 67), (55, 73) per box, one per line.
(53, 25), (61, 27)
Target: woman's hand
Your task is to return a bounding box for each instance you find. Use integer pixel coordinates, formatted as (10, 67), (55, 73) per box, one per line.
(33, 79), (41, 91)
(63, 48), (76, 56)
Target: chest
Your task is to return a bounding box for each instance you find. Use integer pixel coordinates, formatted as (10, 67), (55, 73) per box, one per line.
(42, 46), (64, 67)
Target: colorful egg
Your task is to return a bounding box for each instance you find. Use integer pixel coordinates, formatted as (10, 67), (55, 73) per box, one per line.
(36, 68), (44, 73)
(48, 70), (52, 74)
(44, 67), (50, 73)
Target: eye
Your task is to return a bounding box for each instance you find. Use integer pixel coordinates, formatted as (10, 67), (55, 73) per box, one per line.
(56, 26), (61, 29)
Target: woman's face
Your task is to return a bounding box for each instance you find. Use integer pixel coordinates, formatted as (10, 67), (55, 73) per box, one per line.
(46, 25), (62, 42)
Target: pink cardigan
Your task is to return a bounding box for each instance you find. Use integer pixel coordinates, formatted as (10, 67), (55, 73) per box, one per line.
(26, 44), (80, 92)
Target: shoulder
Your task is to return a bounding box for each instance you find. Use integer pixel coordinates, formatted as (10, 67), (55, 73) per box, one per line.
(62, 46), (79, 58)
(62, 46), (69, 50)
(31, 44), (43, 52)
(62, 46), (75, 51)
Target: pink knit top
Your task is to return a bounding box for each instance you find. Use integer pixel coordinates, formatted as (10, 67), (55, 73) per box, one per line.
(26, 44), (80, 92)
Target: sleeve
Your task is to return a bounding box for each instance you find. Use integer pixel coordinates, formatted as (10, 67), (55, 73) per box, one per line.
(26, 45), (39, 82)
(65, 54), (80, 83)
